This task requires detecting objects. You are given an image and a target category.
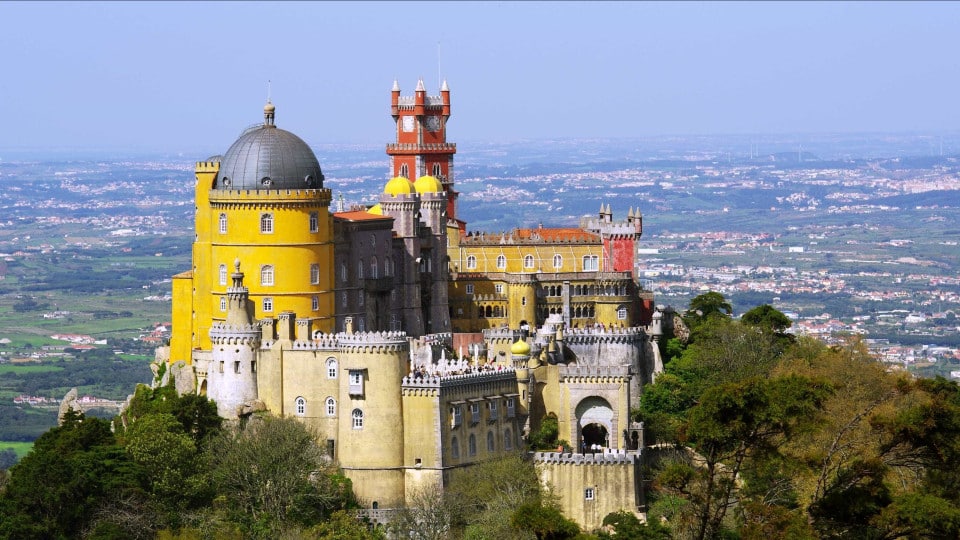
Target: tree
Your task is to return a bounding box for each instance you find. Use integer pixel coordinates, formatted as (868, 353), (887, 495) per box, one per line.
(741, 304), (792, 334)
(387, 484), (454, 540)
(667, 376), (830, 540)
(510, 502), (580, 540)
(684, 292), (733, 329)
(0, 410), (148, 540)
(445, 452), (546, 539)
(207, 415), (356, 538)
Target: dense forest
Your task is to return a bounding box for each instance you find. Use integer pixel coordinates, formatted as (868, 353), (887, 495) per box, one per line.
(1, 293), (959, 539)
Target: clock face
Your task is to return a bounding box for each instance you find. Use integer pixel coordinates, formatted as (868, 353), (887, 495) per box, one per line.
(402, 116), (415, 132)
(425, 115), (441, 132)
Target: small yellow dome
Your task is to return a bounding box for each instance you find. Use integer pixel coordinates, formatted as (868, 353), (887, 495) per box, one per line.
(384, 176), (414, 196)
(510, 338), (531, 356)
(368, 203), (383, 215)
(414, 175), (444, 194)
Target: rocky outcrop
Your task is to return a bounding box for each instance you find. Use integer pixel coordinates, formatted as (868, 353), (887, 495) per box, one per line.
(58, 387), (82, 425)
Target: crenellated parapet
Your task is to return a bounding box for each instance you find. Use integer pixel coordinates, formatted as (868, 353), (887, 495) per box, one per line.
(337, 330), (409, 354)
(208, 188), (332, 208)
(559, 364), (632, 384)
(209, 322), (261, 346)
(483, 327), (524, 343)
(533, 450), (640, 465)
(401, 367), (516, 389)
(564, 327), (645, 345)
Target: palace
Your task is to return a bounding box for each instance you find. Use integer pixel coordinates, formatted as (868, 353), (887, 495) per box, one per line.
(158, 80), (665, 529)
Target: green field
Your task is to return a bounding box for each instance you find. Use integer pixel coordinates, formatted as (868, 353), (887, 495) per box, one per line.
(0, 441), (34, 459)
(0, 364), (64, 375)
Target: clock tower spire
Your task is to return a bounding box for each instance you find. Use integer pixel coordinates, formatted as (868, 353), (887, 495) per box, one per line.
(387, 79), (458, 220)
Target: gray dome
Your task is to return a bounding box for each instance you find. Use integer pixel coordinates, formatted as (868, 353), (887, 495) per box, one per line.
(215, 103), (324, 190)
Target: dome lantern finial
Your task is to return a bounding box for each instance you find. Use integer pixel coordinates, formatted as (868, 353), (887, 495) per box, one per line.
(264, 100), (276, 127)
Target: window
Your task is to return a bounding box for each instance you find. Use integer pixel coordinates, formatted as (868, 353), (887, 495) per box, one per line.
(219, 264), (227, 286)
(505, 429), (513, 451)
(495, 284), (503, 294)
(433, 163), (442, 177)
(352, 409), (364, 429)
(521, 297), (527, 306)
(260, 212), (274, 234)
(466, 255), (477, 269)
(496, 255), (506, 269)
(451, 437), (460, 459)
(220, 296), (227, 311)
(523, 255), (534, 269)
(312, 295), (319, 311)
(310, 264), (320, 285)
(326, 358), (338, 379)
(261, 265), (274, 286)
(488, 400), (498, 421)
(451, 406), (462, 428)
(309, 212), (319, 233)
(358, 318), (365, 332)
(341, 292), (347, 307)
(262, 297), (273, 312)
(295, 397), (306, 416)
(358, 291), (364, 307)
(358, 259), (364, 279)
(618, 306), (628, 320)
(340, 262), (347, 282)
(399, 163), (409, 178)
(465, 284), (474, 295)
(326, 397), (336, 417)
(506, 397), (516, 418)
(370, 257), (378, 279)
(470, 403), (481, 424)
(469, 434), (477, 456)
(487, 431), (495, 452)
(585, 488), (595, 501)
(553, 254), (563, 269)
(385, 257), (393, 277)
(349, 370), (364, 396)
(218, 213), (227, 234)
(582, 255), (599, 271)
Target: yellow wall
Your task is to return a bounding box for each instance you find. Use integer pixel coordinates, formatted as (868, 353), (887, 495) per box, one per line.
(169, 271), (194, 364)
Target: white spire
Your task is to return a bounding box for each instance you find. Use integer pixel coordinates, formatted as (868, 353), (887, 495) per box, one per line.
(441, 79), (449, 91)
(416, 78), (425, 92)
(392, 79), (400, 92)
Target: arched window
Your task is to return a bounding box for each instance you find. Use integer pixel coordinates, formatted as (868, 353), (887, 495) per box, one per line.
(469, 434), (477, 456)
(451, 437), (460, 459)
(496, 255), (506, 269)
(312, 296), (319, 311)
(433, 163), (442, 177)
(370, 257), (378, 279)
(326, 358), (338, 379)
(262, 297), (273, 312)
(218, 213), (227, 234)
(385, 257), (393, 277)
(352, 409), (364, 429)
(260, 265), (274, 286)
(582, 255), (599, 271)
(220, 296), (227, 311)
(400, 164), (409, 178)
(553, 254), (562, 269)
(618, 306), (628, 320)
(310, 263), (320, 285)
(309, 211), (319, 233)
(466, 255), (477, 269)
(504, 429), (513, 451)
(340, 262), (347, 282)
(358, 259), (364, 280)
(486, 431), (495, 452)
(219, 264), (227, 286)
(260, 213), (274, 234)
(325, 397), (336, 417)
(523, 255), (534, 269)
(295, 397), (306, 416)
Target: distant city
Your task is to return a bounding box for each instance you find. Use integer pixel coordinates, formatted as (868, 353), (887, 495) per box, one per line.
(1, 132), (958, 380)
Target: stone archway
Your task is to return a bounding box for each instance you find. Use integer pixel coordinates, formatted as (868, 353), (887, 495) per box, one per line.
(575, 396), (614, 451)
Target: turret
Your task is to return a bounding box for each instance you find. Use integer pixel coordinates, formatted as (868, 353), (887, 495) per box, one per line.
(414, 78), (426, 116)
(391, 79), (400, 117)
(441, 79), (451, 117)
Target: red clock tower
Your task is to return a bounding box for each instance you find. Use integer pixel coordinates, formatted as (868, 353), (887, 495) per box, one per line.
(388, 78), (458, 220)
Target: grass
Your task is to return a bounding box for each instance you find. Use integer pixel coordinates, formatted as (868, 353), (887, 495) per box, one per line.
(0, 364), (64, 375)
(0, 441), (34, 459)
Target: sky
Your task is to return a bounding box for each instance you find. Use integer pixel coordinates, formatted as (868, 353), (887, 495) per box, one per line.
(2, 1), (959, 155)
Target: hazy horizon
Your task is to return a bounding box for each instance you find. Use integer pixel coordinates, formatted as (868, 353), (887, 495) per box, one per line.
(2, 1), (959, 154)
